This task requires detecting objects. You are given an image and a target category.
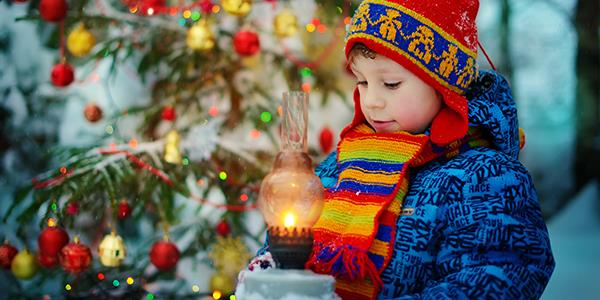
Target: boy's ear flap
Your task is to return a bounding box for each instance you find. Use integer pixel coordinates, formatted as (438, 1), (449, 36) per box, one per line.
(430, 92), (469, 146)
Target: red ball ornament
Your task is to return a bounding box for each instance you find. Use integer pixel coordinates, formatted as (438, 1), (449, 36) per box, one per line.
(38, 226), (69, 258)
(39, 0), (68, 22)
(59, 238), (92, 273)
(118, 200), (131, 220)
(215, 219), (231, 236)
(319, 126), (334, 154)
(50, 62), (74, 87)
(161, 106), (176, 121)
(37, 252), (59, 268)
(233, 30), (260, 57)
(149, 240), (179, 271)
(66, 202), (79, 215)
(0, 242), (18, 269)
(84, 103), (103, 123)
(138, 0), (165, 16)
(199, 0), (214, 14)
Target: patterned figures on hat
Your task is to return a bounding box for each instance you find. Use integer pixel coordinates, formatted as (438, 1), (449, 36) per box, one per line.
(11, 249), (38, 279)
(345, 1), (478, 93)
(98, 231), (126, 267)
(59, 236), (92, 273)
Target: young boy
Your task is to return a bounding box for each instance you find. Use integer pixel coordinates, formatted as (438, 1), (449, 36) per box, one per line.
(252, 0), (554, 299)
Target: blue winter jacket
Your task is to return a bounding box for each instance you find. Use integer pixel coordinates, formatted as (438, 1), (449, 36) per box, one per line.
(314, 70), (554, 299)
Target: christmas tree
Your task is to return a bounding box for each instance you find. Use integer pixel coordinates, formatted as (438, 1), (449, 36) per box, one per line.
(0, 0), (355, 298)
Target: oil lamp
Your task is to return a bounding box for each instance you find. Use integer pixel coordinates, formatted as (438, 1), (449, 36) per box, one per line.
(258, 91), (324, 269)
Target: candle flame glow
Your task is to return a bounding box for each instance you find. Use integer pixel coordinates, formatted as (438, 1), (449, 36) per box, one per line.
(284, 212), (296, 228)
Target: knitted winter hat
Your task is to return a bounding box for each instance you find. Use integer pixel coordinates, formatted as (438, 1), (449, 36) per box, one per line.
(344, 0), (480, 145)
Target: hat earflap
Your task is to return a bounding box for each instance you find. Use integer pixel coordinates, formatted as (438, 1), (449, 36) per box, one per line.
(430, 92), (469, 146)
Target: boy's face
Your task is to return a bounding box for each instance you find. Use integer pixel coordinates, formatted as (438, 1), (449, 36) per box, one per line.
(351, 54), (442, 134)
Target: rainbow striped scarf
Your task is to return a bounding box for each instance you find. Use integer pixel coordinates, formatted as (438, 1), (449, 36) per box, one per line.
(306, 124), (488, 299)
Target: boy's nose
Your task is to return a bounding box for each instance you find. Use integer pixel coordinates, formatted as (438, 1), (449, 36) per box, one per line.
(364, 90), (385, 109)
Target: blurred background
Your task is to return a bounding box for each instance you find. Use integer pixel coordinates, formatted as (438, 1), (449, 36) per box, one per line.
(0, 0), (598, 299)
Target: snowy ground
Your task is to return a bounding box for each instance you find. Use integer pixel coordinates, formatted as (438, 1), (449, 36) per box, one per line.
(541, 181), (600, 300)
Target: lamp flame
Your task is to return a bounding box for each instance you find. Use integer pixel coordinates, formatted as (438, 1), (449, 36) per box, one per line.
(283, 212), (296, 228)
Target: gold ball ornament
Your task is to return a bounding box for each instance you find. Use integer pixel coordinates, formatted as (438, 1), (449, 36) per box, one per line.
(222, 0), (252, 17)
(209, 272), (235, 295)
(241, 53), (260, 68)
(186, 21), (215, 51)
(274, 10), (298, 38)
(164, 129), (182, 164)
(98, 231), (127, 267)
(11, 250), (38, 280)
(67, 23), (95, 57)
(208, 236), (251, 277)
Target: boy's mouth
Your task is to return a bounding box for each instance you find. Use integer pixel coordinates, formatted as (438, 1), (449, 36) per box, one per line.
(371, 120), (397, 131)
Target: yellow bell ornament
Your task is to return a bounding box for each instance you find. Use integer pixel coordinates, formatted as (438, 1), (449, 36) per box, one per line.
(164, 129), (182, 164)
(274, 10), (298, 38)
(222, 0), (252, 17)
(209, 272), (235, 295)
(67, 23), (96, 57)
(98, 231), (127, 267)
(186, 20), (215, 51)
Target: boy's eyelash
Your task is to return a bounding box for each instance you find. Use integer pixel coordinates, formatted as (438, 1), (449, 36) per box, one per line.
(384, 82), (402, 88)
(356, 81), (402, 88)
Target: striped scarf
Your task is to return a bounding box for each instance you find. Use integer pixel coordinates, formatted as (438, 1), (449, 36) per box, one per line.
(306, 124), (489, 299)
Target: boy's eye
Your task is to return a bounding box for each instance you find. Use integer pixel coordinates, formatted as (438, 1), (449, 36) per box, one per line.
(356, 81), (368, 86)
(384, 81), (402, 89)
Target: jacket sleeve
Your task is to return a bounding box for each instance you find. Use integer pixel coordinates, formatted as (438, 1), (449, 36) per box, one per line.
(315, 151), (339, 189)
(391, 159), (555, 300)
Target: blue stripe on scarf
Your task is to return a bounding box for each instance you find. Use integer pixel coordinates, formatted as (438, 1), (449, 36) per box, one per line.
(337, 180), (397, 195)
(339, 160), (406, 173)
